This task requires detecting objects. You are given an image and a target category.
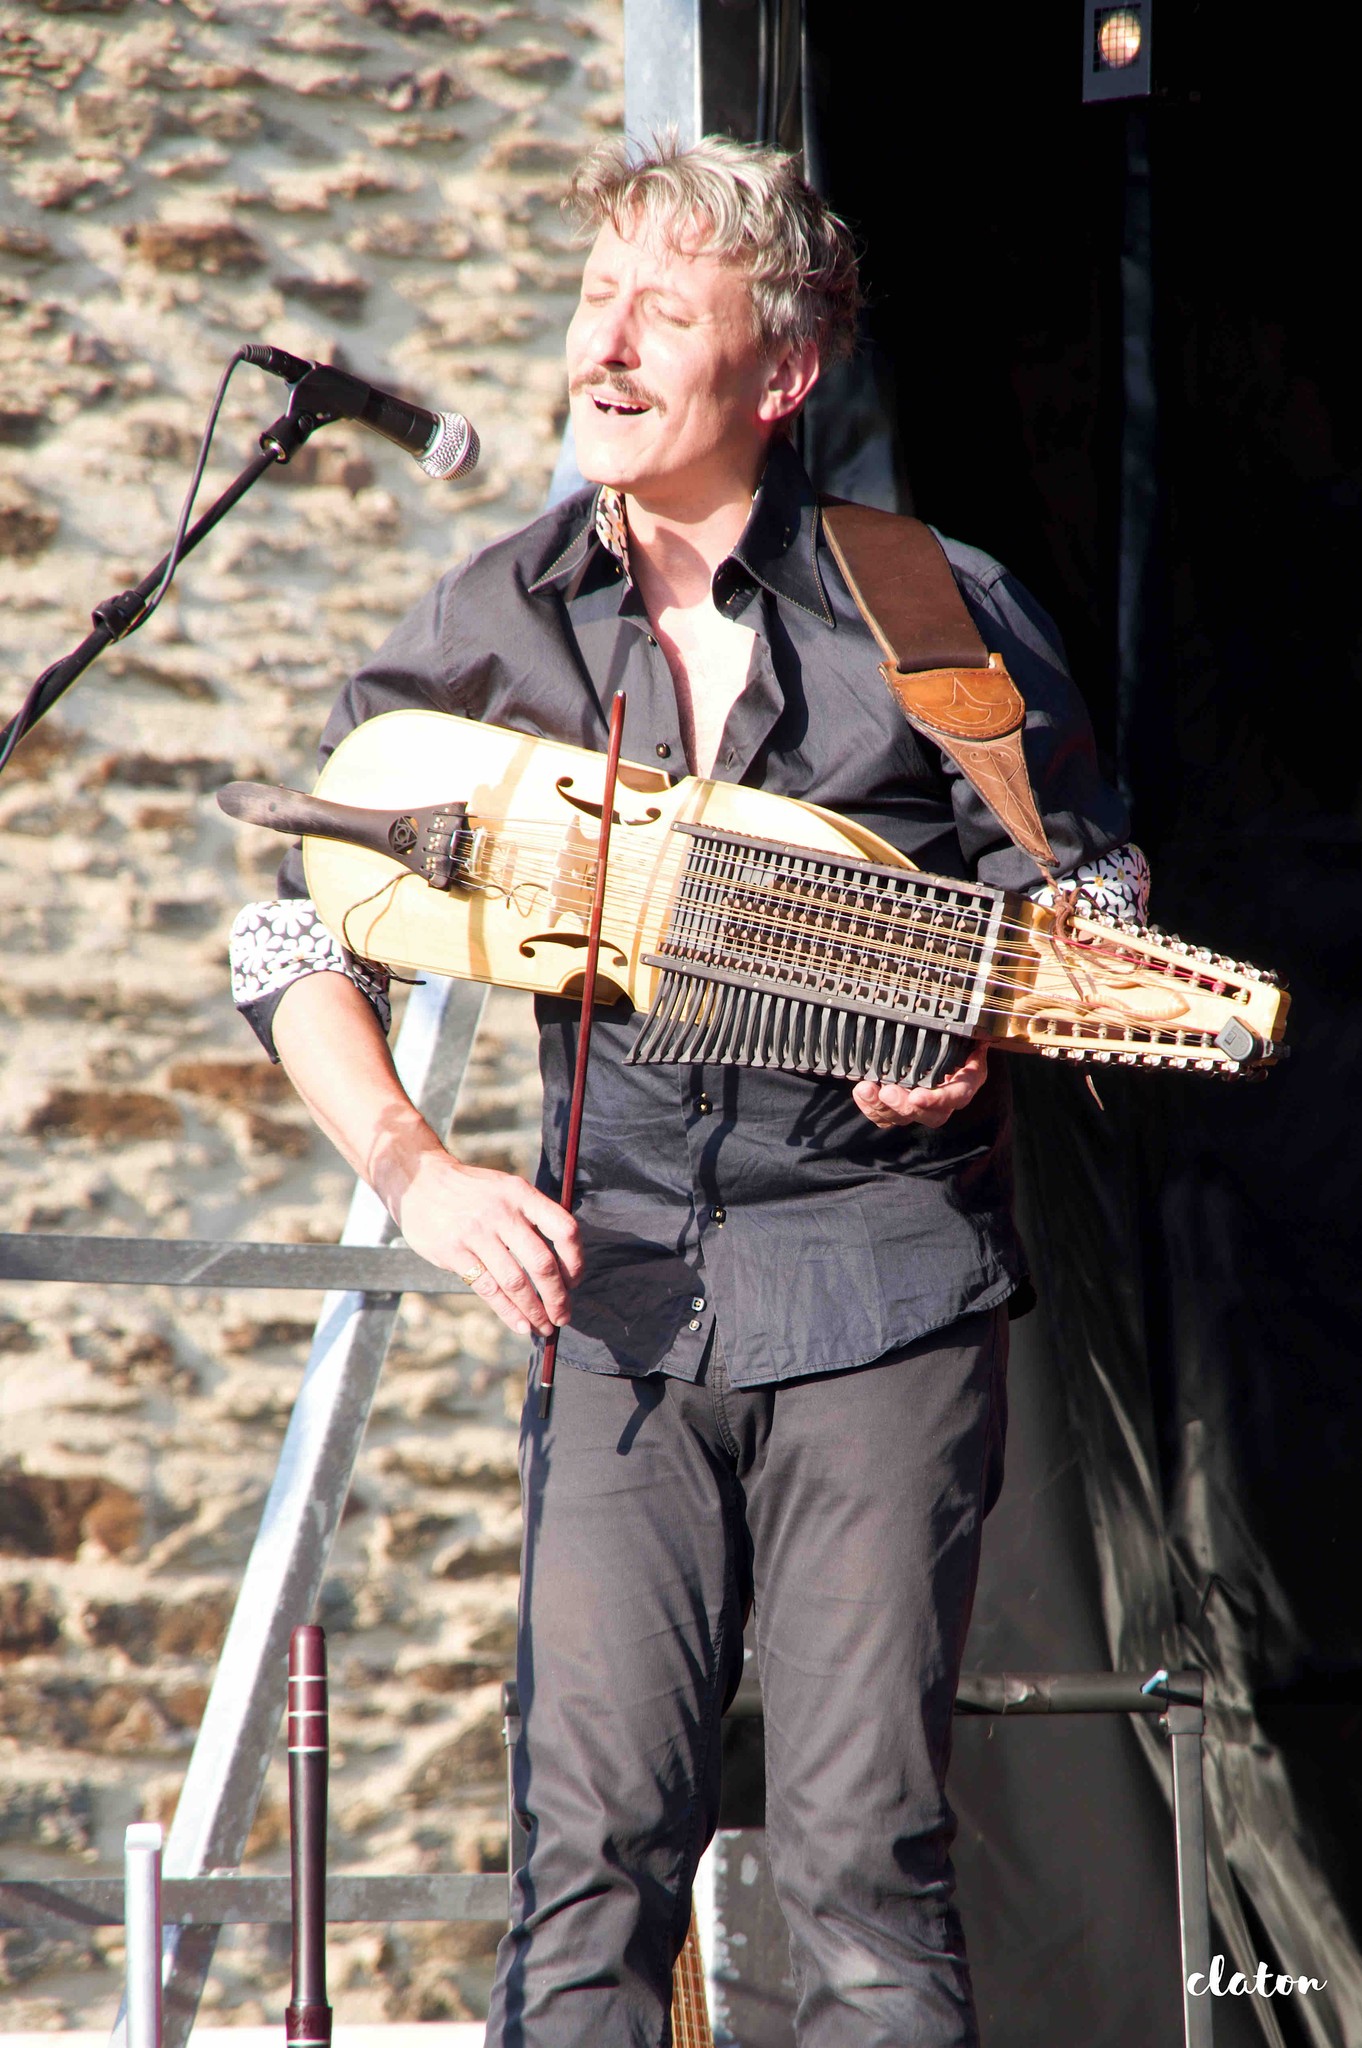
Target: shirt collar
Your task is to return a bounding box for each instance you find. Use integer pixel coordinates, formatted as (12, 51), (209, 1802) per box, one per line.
(528, 437), (834, 626)
(728, 435), (834, 624)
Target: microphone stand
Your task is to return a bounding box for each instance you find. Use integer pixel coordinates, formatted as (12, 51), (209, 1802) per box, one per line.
(1, 371), (349, 769)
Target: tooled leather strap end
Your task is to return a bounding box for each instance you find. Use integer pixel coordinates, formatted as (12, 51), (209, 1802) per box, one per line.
(880, 653), (1026, 742)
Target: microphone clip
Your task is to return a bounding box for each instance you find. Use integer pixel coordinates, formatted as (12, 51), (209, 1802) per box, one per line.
(258, 365), (363, 465)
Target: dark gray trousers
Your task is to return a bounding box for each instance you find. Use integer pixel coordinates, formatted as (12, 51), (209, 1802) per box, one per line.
(484, 1306), (1008, 2048)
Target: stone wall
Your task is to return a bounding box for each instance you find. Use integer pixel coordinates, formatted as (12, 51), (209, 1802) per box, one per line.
(0, 0), (620, 2026)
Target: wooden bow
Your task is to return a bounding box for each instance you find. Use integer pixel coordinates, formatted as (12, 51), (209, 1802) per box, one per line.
(535, 689), (628, 1419)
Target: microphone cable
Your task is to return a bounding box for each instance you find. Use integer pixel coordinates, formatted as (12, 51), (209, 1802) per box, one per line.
(141, 345), (251, 629)
(0, 348), (249, 776)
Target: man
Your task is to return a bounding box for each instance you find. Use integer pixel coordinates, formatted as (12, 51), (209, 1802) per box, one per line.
(232, 136), (1143, 2046)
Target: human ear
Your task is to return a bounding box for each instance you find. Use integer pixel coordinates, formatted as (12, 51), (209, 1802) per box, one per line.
(757, 339), (821, 425)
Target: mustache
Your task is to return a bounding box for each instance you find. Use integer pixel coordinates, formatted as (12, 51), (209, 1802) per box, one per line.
(571, 370), (667, 414)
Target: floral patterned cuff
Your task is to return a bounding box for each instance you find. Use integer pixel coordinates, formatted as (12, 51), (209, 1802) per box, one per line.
(230, 898), (392, 1062)
(1029, 842), (1151, 924)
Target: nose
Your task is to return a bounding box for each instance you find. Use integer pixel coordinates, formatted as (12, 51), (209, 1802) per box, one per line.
(579, 295), (641, 372)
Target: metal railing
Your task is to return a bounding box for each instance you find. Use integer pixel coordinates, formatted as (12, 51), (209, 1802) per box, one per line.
(2, 973), (488, 2046)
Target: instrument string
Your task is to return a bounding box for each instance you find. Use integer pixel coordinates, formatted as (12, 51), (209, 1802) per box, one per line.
(669, 1911), (712, 2048)
(483, 881), (1086, 1009)
(466, 816), (1039, 909)
(466, 837), (1067, 951)
(457, 831), (1191, 1011)
(334, 830), (1219, 1037)
(351, 869), (1188, 1037)
(461, 819), (1151, 954)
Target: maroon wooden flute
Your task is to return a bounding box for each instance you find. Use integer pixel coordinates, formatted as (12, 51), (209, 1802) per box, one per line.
(285, 1624), (332, 2048)
(537, 690), (628, 1419)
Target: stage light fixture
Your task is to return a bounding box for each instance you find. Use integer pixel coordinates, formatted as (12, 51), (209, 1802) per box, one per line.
(1083, 0), (1153, 101)
(1098, 9), (1141, 67)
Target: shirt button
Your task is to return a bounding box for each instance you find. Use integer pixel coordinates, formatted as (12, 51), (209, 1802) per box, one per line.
(710, 1205), (726, 1226)
(724, 748), (737, 767)
(697, 1091), (712, 1114)
(656, 741), (671, 759)
(691, 1296), (706, 1311)
(646, 632), (658, 646)
(688, 1318), (702, 1331)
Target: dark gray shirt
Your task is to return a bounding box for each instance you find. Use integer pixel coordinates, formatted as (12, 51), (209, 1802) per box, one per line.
(254, 440), (1133, 1386)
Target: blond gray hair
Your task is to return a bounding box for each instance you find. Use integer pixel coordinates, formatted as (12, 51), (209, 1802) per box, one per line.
(565, 133), (862, 366)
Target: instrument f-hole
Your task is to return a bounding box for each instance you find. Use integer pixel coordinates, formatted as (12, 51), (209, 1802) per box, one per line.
(519, 931), (629, 969)
(555, 776), (661, 828)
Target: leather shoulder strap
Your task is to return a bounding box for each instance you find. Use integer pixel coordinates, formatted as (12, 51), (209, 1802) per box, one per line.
(820, 500), (987, 672)
(820, 501), (1059, 876)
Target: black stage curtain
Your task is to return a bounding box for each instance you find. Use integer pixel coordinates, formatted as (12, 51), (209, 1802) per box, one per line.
(799, 4), (1362, 2043)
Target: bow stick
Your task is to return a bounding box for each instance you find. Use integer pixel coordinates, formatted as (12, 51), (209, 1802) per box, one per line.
(537, 689), (628, 1419)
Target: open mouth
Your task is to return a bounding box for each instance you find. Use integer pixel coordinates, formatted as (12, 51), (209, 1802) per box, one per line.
(591, 396), (650, 416)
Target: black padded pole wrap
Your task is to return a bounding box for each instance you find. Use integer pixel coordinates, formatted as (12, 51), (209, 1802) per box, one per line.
(285, 1625), (332, 2048)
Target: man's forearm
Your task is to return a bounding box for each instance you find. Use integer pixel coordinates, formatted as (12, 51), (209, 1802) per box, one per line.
(270, 969), (582, 1334)
(270, 970), (445, 1221)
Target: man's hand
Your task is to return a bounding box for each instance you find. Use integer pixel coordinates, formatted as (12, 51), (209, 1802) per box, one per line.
(389, 1151), (582, 1339)
(852, 1042), (990, 1130)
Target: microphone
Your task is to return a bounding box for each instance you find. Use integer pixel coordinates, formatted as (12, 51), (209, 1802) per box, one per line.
(241, 343), (480, 480)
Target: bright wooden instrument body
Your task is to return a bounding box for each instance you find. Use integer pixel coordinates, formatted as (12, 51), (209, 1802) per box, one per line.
(304, 711), (1288, 1075)
(306, 711), (894, 1006)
